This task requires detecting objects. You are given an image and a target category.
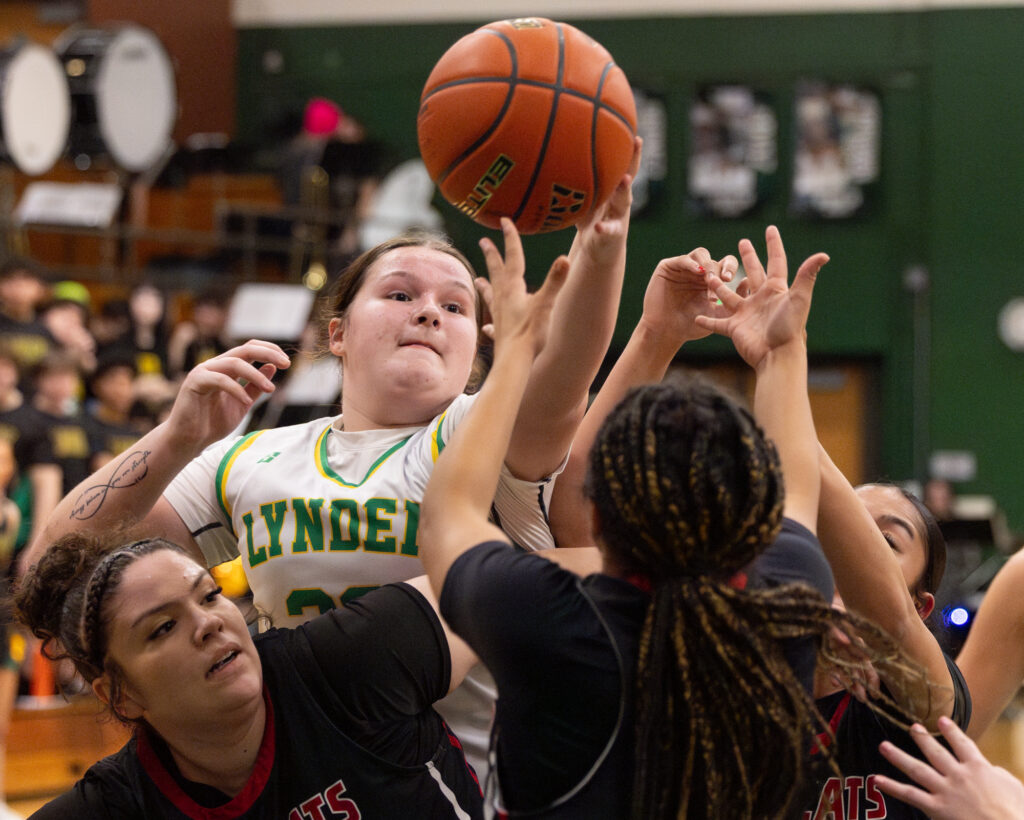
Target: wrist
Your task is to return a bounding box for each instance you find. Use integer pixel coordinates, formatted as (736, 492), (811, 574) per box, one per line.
(633, 317), (693, 358)
(755, 338), (808, 375)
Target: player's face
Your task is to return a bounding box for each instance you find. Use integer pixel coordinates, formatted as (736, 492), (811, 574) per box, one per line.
(855, 484), (930, 598)
(98, 551), (263, 729)
(328, 246), (479, 427)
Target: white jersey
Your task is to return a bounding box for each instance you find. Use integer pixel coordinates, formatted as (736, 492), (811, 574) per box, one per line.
(164, 393), (558, 629)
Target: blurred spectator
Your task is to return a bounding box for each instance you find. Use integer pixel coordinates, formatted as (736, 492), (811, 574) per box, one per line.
(0, 435), (22, 820)
(0, 344), (61, 559)
(924, 478), (956, 522)
(167, 286), (233, 380)
(24, 352), (94, 497)
(91, 298), (132, 359)
(127, 282), (171, 379)
(278, 98), (384, 264)
(0, 257), (55, 388)
(39, 280), (97, 375)
(85, 354), (141, 468)
(122, 283), (178, 418)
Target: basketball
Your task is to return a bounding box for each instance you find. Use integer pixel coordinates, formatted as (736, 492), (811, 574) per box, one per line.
(417, 17), (636, 235)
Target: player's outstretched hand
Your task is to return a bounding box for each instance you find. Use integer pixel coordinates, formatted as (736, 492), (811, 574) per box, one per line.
(876, 716), (1024, 820)
(570, 136), (642, 264)
(638, 248), (739, 348)
(166, 339), (291, 453)
(478, 217), (570, 358)
(695, 225), (828, 369)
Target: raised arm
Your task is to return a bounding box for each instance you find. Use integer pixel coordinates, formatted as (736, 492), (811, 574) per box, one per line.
(957, 548), (1024, 737)
(548, 247), (737, 548)
(19, 340), (290, 572)
(504, 139), (641, 481)
(420, 218), (569, 595)
(815, 447), (955, 726)
(696, 225), (828, 533)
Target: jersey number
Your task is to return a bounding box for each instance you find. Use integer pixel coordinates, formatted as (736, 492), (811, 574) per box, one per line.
(286, 586), (379, 617)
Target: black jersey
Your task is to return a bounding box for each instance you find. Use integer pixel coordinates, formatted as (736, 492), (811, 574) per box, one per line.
(0, 403), (56, 470)
(441, 519), (830, 818)
(84, 412), (141, 461)
(800, 655), (972, 820)
(13, 405), (97, 494)
(30, 582), (483, 819)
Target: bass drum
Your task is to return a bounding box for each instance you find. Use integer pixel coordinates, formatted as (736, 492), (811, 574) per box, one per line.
(56, 24), (177, 173)
(0, 40), (71, 175)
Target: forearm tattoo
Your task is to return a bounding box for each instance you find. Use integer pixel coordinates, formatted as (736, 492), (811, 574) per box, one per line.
(70, 450), (152, 521)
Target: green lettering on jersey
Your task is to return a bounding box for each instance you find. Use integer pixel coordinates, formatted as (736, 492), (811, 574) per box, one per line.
(291, 498), (325, 552)
(259, 500), (288, 558)
(401, 500), (420, 556)
(328, 498), (360, 550)
(286, 587), (335, 617)
(243, 511), (268, 567)
(364, 498), (397, 553)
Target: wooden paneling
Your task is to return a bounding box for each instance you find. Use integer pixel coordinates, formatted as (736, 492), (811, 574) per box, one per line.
(6, 696), (129, 799)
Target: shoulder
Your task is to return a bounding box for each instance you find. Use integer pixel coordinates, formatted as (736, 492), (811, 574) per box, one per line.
(31, 742), (143, 819)
(441, 541), (582, 631)
(748, 518), (834, 601)
(266, 582), (444, 678)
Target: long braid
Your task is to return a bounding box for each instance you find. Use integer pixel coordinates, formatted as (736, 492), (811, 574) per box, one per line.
(584, 381), (915, 819)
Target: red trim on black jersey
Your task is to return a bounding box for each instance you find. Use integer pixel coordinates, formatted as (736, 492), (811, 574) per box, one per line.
(136, 685), (277, 818)
(810, 692), (852, 755)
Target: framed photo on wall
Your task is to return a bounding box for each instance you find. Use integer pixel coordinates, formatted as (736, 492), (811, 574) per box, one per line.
(629, 87), (668, 218)
(687, 85), (777, 218)
(790, 81), (881, 219)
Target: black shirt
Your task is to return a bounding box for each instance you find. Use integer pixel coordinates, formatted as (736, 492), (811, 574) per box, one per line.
(31, 582), (483, 819)
(441, 519), (831, 818)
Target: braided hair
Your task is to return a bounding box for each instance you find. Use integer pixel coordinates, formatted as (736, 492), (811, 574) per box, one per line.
(14, 533), (188, 722)
(583, 381), (903, 819)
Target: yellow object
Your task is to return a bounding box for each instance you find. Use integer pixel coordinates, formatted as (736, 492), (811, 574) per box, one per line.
(211, 557), (251, 599)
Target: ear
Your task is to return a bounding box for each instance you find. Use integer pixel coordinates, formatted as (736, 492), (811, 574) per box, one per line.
(913, 590), (935, 621)
(328, 316), (345, 358)
(92, 674), (145, 721)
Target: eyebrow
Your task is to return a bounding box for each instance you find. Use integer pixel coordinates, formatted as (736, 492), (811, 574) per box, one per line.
(377, 270), (476, 299)
(877, 514), (915, 542)
(130, 572), (208, 628)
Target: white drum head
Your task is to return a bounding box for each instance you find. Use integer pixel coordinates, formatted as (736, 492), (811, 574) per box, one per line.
(95, 26), (177, 172)
(1, 43), (71, 175)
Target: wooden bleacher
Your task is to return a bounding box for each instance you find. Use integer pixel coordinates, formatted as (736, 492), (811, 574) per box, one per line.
(6, 695), (129, 802)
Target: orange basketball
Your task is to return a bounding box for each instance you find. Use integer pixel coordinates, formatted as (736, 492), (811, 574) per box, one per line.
(417, 17), (636, 234)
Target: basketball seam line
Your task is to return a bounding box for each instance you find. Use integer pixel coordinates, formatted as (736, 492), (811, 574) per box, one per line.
(590, 61), (615, 217)
(422, 77), (633, 130)
(434, 28), (519, 186)
(511, 22), (565, 225)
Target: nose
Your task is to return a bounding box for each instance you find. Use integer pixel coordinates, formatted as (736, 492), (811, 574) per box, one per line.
(192, 606), (224, 645)
(415, 300), (441, 328)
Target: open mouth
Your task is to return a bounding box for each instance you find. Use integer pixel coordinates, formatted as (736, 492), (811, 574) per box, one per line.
(207, 650), (239, 677)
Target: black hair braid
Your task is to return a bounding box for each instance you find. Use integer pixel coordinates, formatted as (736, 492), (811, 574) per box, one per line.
(15, 534), (187, 687)
(14, 535), (107, 676)
(584, 382), (922, 819)
(585, 383), (784, 582)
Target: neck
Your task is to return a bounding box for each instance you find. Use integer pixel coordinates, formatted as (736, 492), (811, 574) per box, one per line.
(95, 404), (128, 425)
(0, 390), (21, 411)
(338, 396), (438, 433)
(158, 693), (267, 798)
(33, 395), (67, 416)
